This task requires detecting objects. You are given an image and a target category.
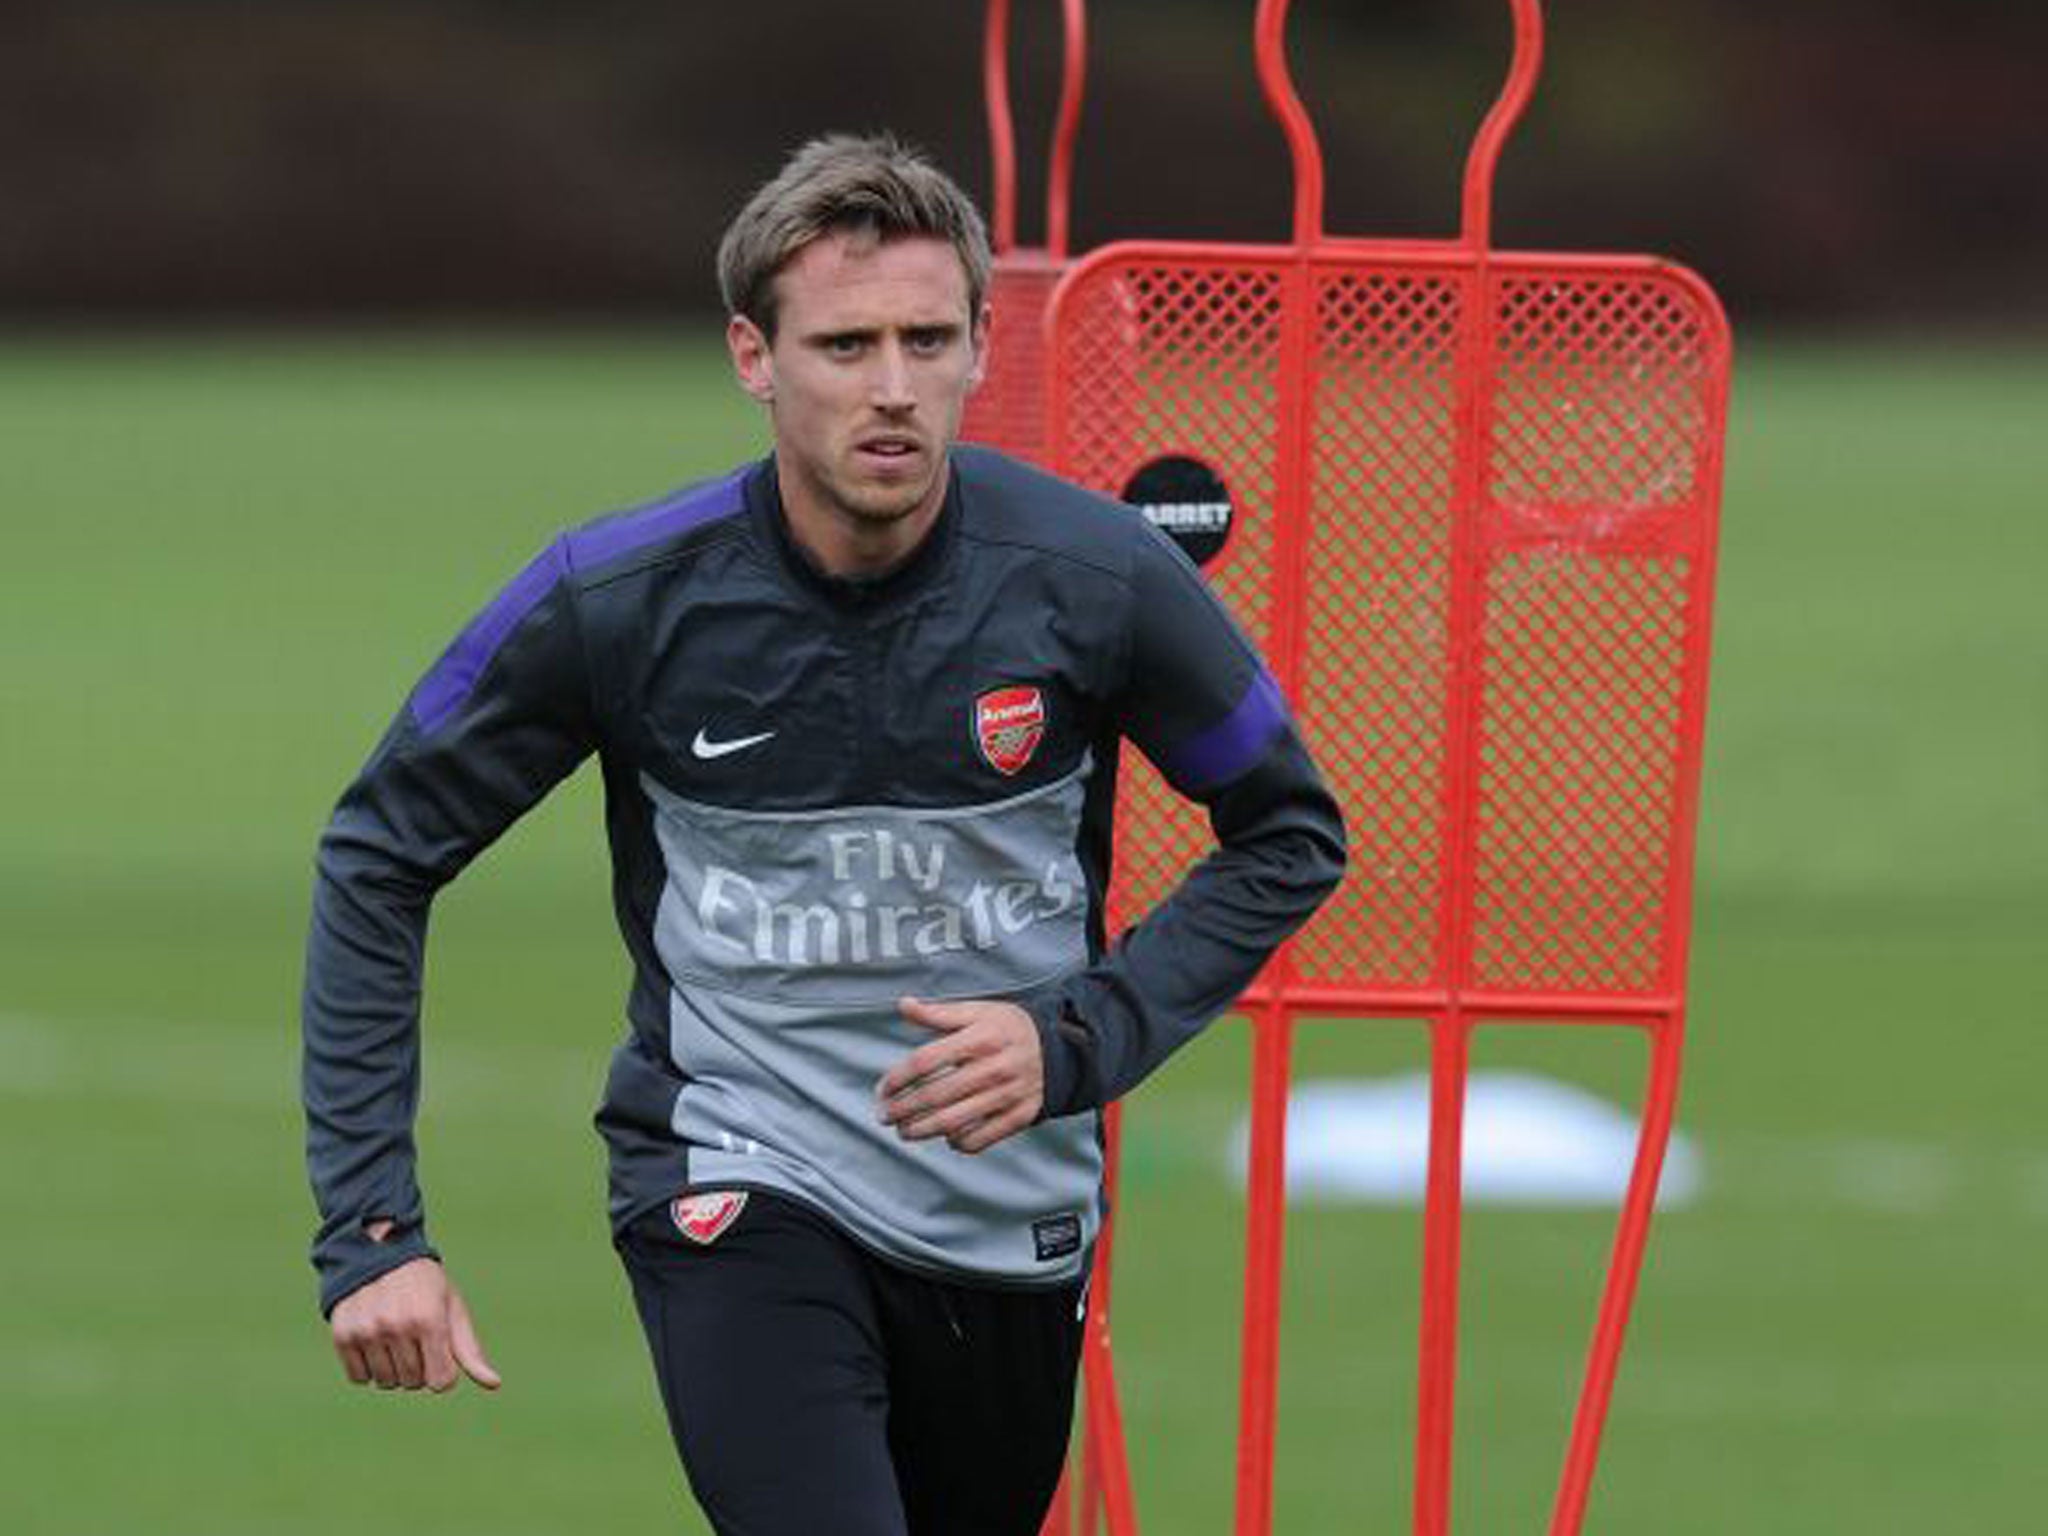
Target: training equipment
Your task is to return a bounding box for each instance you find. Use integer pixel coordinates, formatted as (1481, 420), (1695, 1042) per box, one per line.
(974, 2), (1733, 1533)
(959, 0), (1086, 469)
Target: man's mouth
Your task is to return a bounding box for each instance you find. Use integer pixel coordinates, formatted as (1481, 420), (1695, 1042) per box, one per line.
(857, 434), (923, 464)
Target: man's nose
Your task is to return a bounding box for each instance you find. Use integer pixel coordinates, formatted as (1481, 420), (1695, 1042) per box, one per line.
(870, 340), (915, 410)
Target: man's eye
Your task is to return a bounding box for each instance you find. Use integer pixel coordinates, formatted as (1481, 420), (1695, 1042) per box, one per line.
(907, 331), (950, 356)
(825, 336), (865, 359)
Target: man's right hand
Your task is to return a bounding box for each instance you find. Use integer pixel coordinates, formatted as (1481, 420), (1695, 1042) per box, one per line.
(329, 1249), (502, 1394)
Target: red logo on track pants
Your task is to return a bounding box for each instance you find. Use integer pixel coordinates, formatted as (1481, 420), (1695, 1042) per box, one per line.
(670, 1190), (748, 1244)
(975, 687), (1046, 775)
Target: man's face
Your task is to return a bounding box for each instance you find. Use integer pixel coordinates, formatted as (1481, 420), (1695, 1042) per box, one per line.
(728, 232), (987, 543)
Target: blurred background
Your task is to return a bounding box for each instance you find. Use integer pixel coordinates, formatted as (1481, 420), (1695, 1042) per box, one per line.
(5, 0), (2043, 325)
(3, 2), (2044, 1534)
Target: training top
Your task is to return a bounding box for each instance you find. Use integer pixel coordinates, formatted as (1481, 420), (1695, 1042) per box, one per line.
(302, 446), (1345, 1316)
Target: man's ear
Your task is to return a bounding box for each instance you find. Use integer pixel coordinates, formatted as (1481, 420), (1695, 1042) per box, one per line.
(728, 314), (775, 403)
(965, 301), (992, 394)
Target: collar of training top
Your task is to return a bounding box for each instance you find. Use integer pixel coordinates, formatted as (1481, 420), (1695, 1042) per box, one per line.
(746, 455), (963, 616)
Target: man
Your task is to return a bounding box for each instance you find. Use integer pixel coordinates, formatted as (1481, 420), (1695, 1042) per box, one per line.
(304, 134), (1344, 1536)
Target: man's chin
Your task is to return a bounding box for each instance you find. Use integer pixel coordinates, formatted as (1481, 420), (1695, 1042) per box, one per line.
(836, 472), (940, 525)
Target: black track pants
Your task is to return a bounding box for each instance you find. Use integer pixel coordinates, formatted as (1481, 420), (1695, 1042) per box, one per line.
(617, 1190), (1087, 1536)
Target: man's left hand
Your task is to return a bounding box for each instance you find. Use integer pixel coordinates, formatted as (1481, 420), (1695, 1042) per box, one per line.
(879, 997), (1044, 1154)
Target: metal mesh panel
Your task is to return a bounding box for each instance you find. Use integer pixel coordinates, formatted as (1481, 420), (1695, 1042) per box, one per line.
(1050, 252), (1724, 1005)
(1056, 262), (1282, 642)
(1490, 274), (1715, 533)
(1466, 269), (1718, 994)
(1469, 551), (1692, 992)
(961, 255), (1064, 465)
(1290, 270), (1462, 987)
(1054, 259), (1285, 927)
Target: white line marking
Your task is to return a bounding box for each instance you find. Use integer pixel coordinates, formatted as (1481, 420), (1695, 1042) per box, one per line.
(0, 1008), (596, 1118)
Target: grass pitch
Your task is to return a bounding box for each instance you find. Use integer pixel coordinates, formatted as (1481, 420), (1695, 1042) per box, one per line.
(1, 332), (2043, 1534)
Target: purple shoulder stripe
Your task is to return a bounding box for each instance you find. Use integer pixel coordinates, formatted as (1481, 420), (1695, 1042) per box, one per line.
(407, 541), (568, 735)
(407, 473), (745, 735)
(564, 470), (746, 571)
(1159, 668), (1290, 794)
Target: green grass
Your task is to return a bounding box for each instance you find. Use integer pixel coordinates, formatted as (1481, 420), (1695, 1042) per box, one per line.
(2, 331), (2044, 1534)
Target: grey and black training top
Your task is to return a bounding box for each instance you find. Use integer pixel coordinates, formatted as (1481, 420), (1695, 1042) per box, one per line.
(302, 445), (1345, 1316)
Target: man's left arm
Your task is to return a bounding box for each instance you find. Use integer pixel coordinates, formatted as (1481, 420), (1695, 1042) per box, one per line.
(880, 526), (1346, 1146)
(1037, 527), (1345, 1116)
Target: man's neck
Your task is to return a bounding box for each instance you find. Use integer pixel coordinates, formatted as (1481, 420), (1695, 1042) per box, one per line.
(774, 452), (949, 580)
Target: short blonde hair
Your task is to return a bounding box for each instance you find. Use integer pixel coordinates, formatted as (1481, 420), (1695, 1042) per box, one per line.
(717, 134), (992, 339)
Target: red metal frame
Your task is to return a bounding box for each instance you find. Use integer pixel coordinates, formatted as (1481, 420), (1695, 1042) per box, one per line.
(960, 0), (1088, 467)
(1014, 2), (1732, 1534)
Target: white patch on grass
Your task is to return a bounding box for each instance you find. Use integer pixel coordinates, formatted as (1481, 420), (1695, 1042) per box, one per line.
(1217, 1076), (2048, 1219)
(1227, 1072), (1703, 1208)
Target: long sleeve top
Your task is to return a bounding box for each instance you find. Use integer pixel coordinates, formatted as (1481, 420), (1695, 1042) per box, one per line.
(303, 446), (1345, 1315)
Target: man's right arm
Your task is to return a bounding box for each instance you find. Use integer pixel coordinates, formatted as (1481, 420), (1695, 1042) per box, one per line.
(303, 536), (597, 1321)
(327, 1221), (502, 1393)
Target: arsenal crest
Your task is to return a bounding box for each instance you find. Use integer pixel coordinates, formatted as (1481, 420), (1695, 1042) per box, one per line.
(670, 1189), (748, 1245)
(975, 686), (1046, 776)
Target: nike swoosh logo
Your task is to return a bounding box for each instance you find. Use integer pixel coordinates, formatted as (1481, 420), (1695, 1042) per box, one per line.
(691, 727), (775, 760)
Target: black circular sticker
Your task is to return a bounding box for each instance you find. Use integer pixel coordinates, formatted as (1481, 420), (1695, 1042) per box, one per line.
(1121, 455), (1234, 568)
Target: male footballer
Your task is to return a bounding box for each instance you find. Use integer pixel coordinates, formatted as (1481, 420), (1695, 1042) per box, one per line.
(302, 134), (1345, 1536)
